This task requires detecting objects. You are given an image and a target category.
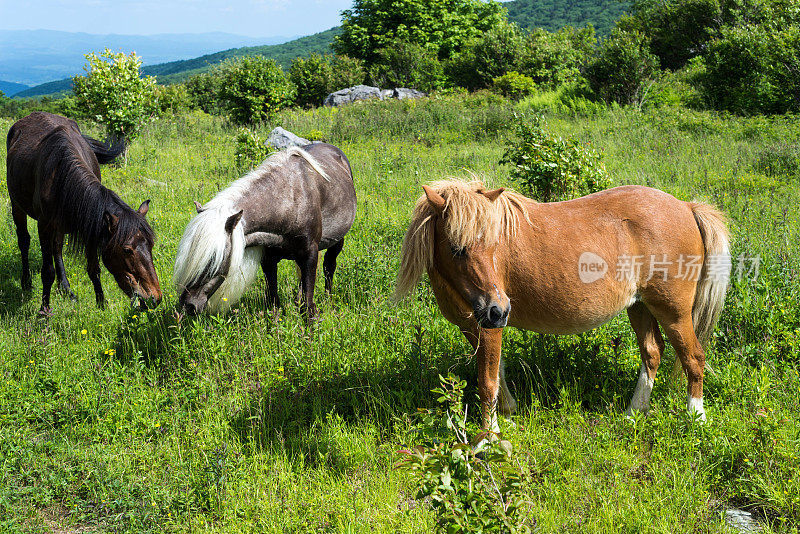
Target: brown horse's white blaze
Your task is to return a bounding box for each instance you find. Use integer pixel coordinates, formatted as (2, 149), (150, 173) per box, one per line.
(395, 180), (730, 432)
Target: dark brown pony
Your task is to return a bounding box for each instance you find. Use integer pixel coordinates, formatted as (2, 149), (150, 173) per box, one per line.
(396, 180), (730, 434)
(6, 112), (162, 311)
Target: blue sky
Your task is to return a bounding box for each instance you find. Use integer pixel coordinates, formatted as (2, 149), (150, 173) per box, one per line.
(0, 0), (355, 37)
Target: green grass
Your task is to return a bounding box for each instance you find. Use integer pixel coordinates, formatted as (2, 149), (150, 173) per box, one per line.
(1, 94), (799, 532)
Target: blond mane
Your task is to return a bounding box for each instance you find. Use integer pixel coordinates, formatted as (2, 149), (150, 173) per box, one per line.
(394, 179), (531, 299)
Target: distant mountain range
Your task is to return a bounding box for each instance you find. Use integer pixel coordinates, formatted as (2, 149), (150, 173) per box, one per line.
(0, 80), (29, 96)
(0, 30), (294, 86)
(9, 0), (630, 98)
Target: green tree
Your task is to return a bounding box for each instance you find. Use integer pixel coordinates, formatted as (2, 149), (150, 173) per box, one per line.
(185, 70), (224, 114)
(694, 24), (800, 114)
(519, 26), (597, 88)
(333, 0), (506, 66)
(217, 56), (295, 124)
(584, 29), (659, 106)
(369, 39), (446, 92)
(72, 49), (158, 140)
(446, 21), (525, 90)
(290, 54), (335, 108)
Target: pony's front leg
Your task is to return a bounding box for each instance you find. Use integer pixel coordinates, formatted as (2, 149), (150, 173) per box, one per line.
(53, 231), (77, 301)
(476, 327), (505, 433)
(86, 248), (106, 309)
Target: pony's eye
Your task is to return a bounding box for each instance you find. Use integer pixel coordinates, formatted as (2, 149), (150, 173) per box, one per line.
(451, 245), (467, 258)
(123, 247), (135, 256)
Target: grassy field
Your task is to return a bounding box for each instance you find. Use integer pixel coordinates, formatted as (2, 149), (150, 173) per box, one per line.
(1, 93), (799, 533)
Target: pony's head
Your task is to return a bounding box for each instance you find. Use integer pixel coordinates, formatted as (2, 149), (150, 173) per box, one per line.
(101, 200), (162, 308)
(173, 203), (261, 315)
(395, 180), (529, 329)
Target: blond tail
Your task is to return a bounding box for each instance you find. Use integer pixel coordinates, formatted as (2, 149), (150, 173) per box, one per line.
(689, 201), (731, 345)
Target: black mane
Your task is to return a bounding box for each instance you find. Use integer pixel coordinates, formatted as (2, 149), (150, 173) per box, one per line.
(41, 130), (154, 256)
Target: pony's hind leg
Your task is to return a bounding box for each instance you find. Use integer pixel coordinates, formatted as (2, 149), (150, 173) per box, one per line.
(53, 231), (77, 301)
(626, 302), (665, 416)
(11, 202), (31, 291)
(322, 238), (344, 293)
(647, 299), (707, 421)
(660, 317), (707, 421)
(297, 242), (320, 319)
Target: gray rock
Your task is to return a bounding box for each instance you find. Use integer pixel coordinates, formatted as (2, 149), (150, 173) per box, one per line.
(393, 87), (427, 100)
(324, 85), (382, 106)
(266, 127), (310, 150)
(380, 89), (394, 100)
(724, 508), (761, 534)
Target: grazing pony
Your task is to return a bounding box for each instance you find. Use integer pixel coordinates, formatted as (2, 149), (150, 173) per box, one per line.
(6, 112), (162, 311)
(396, 180), (730, 432)
(173, 143), (356, 317)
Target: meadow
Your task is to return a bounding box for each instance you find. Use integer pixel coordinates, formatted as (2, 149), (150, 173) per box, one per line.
(1, 92), (799, 532)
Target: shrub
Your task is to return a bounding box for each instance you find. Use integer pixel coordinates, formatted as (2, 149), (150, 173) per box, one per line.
(492, 71), (536, 100)
(185, 70), (223, 114)
(290, 54), (334, 108)
(155, 84), (191, 115)
(72, 49), (158, 140)
(585, 29), (660, 106)
(518, 26), (597, 88)
(234, 128), (269, 170)
(501, 115), (611, 202)
(395, 374), (529, 533)
(218, 56), (295, 124)
(329, 55), (367, 91)
(369, 39), (446, 92)
(446, 21), (525, 90)
(693, 25), (800, 114)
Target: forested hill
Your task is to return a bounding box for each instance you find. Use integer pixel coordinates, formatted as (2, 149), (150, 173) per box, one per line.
(14, 27), (341, 98)
(505, 0), (630, 36)
(14, 0), (630, 98)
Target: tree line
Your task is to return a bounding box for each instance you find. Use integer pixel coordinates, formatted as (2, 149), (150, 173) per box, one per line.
(1, 0), (797, 137)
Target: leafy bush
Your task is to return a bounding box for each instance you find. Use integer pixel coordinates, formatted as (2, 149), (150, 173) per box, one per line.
(501, 115), (611, 202)
(329, 55), (367, 91)
(396, 374), (529, 533)
(234, 128), (269, 170)
(290, 54), (334, 108)
(185, 70), (223, 114)
(72, 49), (158, 140)
(585, 29), (660, 106)
(155, 84), (191, 115)
(446, 21), (525, 90)
(218, 56), (295, 124)
(693, 25), (800, 114)
(369, 39), (446, 92)
(518, 26), (596, 88)
(492, 71), (536, 100)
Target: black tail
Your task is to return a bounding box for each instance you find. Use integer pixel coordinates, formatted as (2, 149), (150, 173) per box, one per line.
(82, 134), (126, 164)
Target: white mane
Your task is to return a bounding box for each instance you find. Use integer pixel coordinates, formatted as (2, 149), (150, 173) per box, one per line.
(172, 147), (328, 312)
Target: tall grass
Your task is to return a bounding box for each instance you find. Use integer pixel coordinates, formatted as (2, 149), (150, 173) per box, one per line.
(0, 96), (798, 532)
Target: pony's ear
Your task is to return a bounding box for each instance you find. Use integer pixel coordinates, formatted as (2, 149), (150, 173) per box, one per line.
(193, 201), (205, 213)
(422, 185), (446, 214)
(481, 187), (505, 202)
(103, 211), (119, 234)
(137, 199), (150, 216)
(224, 210), (244, 234)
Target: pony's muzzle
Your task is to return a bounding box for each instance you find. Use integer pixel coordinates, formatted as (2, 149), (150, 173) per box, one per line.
(476, 301), (511, 329)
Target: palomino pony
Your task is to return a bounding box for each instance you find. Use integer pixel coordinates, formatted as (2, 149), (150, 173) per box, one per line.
(173, 143), (356, 317)
(396, 180), (730, 432)
(6, 112), (162, 311)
